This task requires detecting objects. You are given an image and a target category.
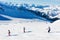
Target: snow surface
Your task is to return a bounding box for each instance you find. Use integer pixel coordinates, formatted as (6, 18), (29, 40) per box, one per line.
(0, 19), (60, 40)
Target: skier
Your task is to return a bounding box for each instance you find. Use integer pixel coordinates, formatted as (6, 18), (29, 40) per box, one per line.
(8, 30), (11, 36)
(48, 27), (51, 33)
(23, 27), (25, 33)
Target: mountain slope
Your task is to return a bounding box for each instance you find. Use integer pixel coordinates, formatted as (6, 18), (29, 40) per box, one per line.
(0, 2), (59, 23)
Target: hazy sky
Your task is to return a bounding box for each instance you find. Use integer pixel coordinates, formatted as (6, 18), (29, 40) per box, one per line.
(0, 0), (60, 5)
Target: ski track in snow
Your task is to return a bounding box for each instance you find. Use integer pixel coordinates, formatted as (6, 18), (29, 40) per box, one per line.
(0, 20), (60, 40)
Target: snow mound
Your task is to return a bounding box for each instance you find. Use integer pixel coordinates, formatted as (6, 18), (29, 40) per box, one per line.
(50, 20), (60, 32)
(52, 20), (60, 27)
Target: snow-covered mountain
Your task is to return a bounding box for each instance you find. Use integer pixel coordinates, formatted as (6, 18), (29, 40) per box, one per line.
(28, 5), (60, 18)
(0, 2), (60, 23)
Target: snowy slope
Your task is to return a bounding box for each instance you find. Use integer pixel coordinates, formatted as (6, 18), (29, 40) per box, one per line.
(0, 19), (60, 40)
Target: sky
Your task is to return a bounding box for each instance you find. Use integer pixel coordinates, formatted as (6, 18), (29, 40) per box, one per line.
(0, 0), (60, 5)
